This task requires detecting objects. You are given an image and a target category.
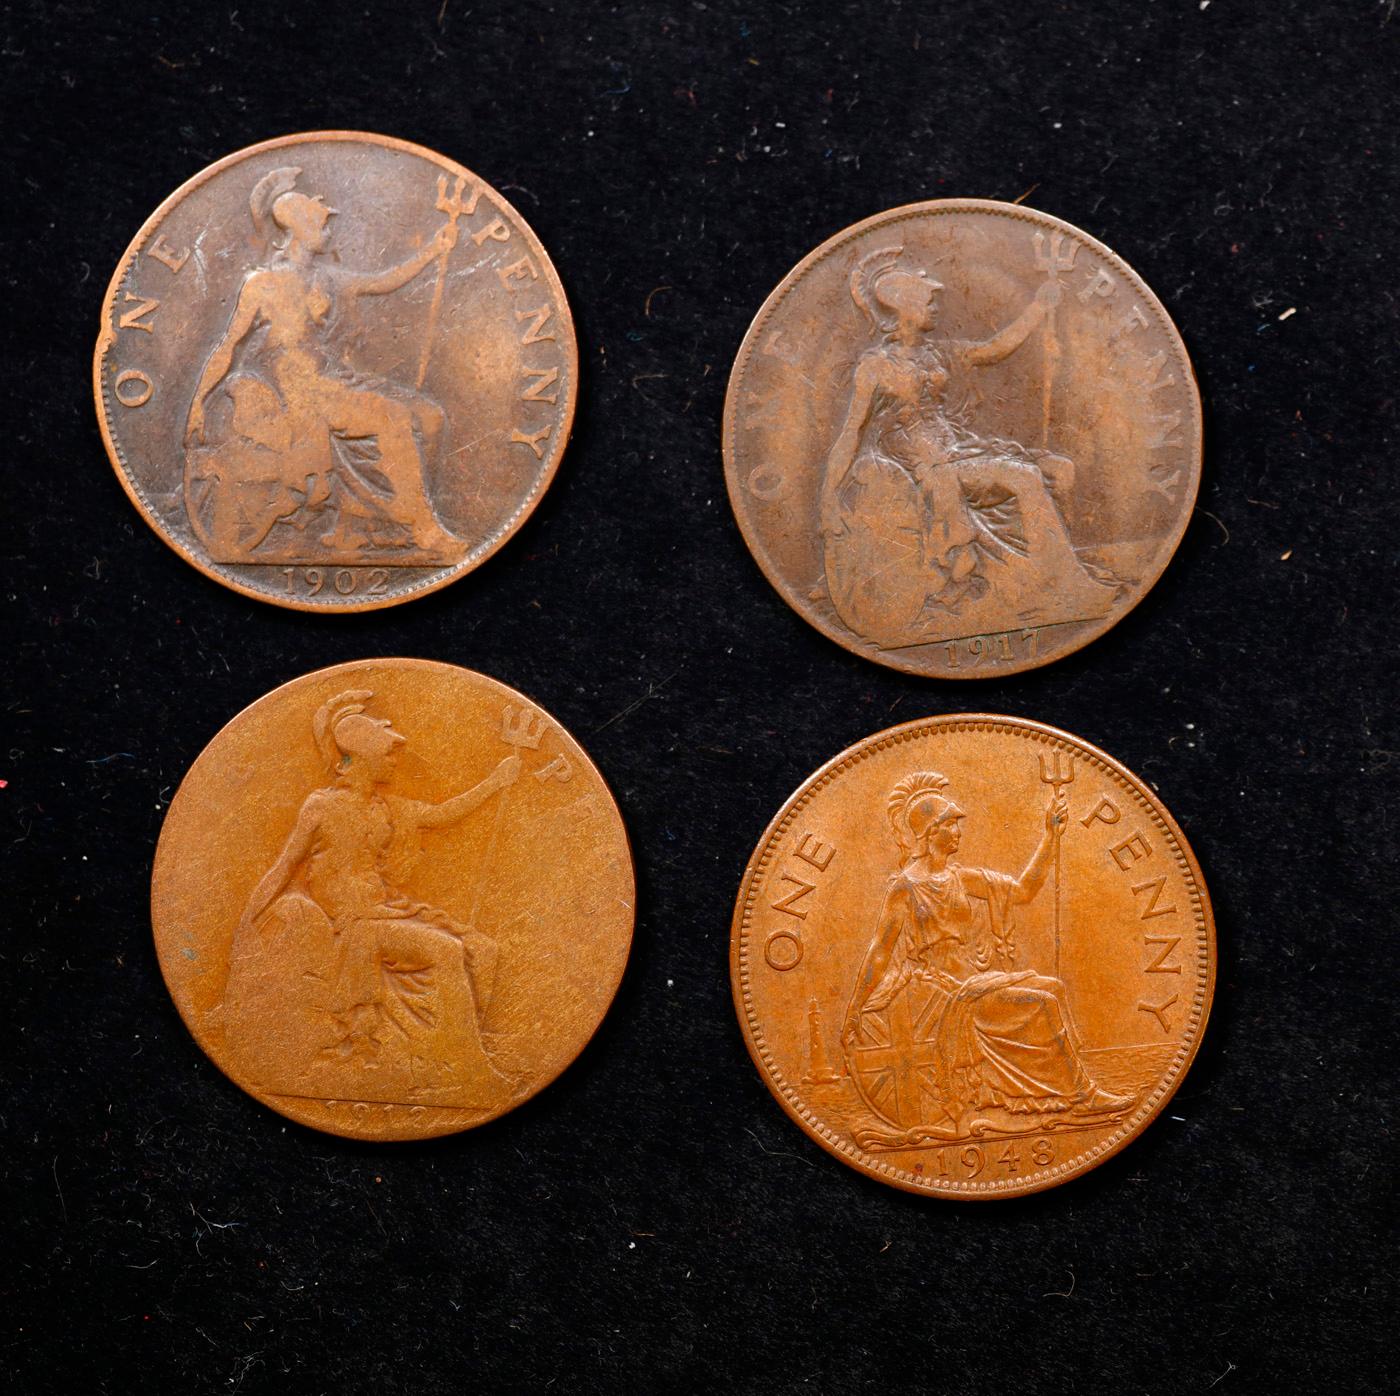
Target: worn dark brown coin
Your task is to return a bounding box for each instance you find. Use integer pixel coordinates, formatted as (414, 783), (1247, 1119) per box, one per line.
(152, 659), (633, 1140)
(730, 715), (1214, 1198)
(724, 200), (1202, 676)
(95, 132), (576, 611)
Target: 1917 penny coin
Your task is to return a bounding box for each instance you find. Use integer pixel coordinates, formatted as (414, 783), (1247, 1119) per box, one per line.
(724, 200), (1202, 676)
(730, 715), (1214, 1197)
(95, 132), (576, 611)
(152, 659), (632, 1140)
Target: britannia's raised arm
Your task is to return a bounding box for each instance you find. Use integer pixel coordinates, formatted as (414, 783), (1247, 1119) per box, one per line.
(964, 278), (1061, 367)
(341, 218), (459, 300)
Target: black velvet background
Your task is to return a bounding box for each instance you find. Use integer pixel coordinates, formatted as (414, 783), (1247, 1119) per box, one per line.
(3, 2), (1396, 1392)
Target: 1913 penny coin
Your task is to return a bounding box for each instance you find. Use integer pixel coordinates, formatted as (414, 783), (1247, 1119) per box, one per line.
(724, 200), (1202, 676)
(152, 659), (632, 1140)
(95, 132), (576, 611)
(731, 715), (1214, 1197)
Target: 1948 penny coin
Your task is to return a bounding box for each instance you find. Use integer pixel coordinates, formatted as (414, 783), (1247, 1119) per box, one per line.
(730, 715), (1214, 1197)
(96, 132), (576, 611)
(724, 200), (1202, 676)
(153, 659), (633, 1140)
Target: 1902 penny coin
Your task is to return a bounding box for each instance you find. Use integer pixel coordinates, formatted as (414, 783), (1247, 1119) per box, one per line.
(730, 715), (1214, 1197)
(724, 200), (1202, 676)
(152, 659), (632, 1140)
(96, 132), (576, 611)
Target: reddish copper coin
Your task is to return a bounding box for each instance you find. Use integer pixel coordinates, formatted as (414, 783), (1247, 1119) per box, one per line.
(724, 200), (1202, 676)
(730, 715), (1215, 1198)
(95, 132), (576, 611)
(152, 659), (633, 1140)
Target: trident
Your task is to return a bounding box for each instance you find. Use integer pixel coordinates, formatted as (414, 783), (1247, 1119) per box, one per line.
(416, 173), (477, 389)
(466, 703), (548, 928)
(1037, 748), (1075, 980)
(1032, 230), (1076, 449)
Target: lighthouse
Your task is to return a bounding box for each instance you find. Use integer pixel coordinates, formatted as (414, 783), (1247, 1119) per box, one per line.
(801, 998), (842, 1086)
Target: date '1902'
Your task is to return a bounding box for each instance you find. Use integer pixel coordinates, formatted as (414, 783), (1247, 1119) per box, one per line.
(277, 566), (390, 598)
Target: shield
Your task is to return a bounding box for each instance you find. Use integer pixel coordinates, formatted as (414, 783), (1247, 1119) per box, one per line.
(184, 374), (453, 565)
(845, 978), (951, 1131)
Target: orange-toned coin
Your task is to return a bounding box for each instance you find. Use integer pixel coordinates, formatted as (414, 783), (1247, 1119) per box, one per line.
(724, 200), (1202, 676)
(152, 659), (632, 1140)
(95, 132), (576, 611)
(730, 715), (1214, 1198)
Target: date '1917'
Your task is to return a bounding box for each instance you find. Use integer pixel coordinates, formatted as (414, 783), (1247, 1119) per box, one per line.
(941, 628), (1039, 669)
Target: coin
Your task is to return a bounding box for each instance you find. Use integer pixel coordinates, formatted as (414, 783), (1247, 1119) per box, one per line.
(152, 659), (632, 1140)
(95, 132), (576, 611)
(723, 200), (1202, 676)
(730, 715), (1214, 1198)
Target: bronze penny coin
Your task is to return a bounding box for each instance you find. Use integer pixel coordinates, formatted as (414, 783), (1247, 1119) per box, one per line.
(152, 659), (633, 1140)
(95, 132), (576, 612)
(730, 715), (1214, 1198)
(723, 200), (1202, 676)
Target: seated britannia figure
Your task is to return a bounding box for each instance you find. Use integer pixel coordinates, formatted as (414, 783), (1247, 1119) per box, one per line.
(843, 770), (1132, 1138)
(185, 167), (464, 561)
(223, 690), (519, 1103)
(820, 247), (1120, 646)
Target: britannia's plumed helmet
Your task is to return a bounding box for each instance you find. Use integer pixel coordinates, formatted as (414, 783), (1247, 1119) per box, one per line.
(886, 770), (964, 856)
(249, 166), (302, 243)
(851, 245), (943, 331)
(312, 689), (377, 768)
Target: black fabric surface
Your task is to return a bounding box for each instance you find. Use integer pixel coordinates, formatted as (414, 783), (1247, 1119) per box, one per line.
(3, 2), (1396, 1392)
